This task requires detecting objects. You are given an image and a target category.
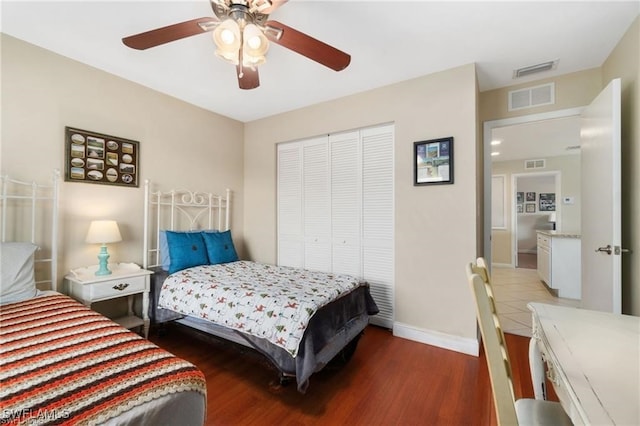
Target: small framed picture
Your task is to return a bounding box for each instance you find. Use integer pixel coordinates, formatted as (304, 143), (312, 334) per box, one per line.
(526, 192), (536, 202)
(517, 192), (524, 204)
(517, 204), (524, 213)
(525, 203), (536, 213)
(539, 193), (556, 211)
(414, 137), (454, 185)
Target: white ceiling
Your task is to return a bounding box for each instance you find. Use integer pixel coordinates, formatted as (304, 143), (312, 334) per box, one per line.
(491, 115), (581, 162)
(1, 1), (638, 123)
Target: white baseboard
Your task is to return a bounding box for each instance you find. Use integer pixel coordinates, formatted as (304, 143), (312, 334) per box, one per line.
(393, 322), (479, 356)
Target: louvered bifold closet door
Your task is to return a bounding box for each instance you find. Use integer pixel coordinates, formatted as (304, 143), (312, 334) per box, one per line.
(277, 124), (395, 329)
(277, 143), (304, 268)
(302, 137), (331, 272)
(330, 131), (361, 277)
(362, 124), (394, 329)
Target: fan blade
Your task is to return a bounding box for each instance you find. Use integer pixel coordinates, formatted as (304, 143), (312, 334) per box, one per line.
(123, 17), (218, 50)
(237, 66), (260, 90)
(264, 20), (350, 71)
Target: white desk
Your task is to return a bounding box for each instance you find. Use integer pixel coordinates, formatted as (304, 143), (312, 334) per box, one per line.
(528, 302), (640, 425)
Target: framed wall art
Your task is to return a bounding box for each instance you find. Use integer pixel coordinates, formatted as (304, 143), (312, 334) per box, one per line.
(414, 137), (453, 186)
(64, 127), (139, 187)
(525, 203), (536, 213)
(539, 193), (556, 211)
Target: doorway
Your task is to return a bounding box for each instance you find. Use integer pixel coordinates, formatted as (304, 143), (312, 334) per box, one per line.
(513, 172), (560, 269)
(484, 109), (584, 334)
(483, 107), (583, 267)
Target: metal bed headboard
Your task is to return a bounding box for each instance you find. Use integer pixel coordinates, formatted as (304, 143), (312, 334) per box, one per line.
(143, 179), (231, 269)
(0, 170), (60, 291)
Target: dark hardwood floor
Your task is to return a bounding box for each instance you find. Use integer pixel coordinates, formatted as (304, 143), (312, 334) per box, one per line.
(150, 324), (548, 425)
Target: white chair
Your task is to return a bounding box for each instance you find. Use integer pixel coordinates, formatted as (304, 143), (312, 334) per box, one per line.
(466, 258), (572, 426)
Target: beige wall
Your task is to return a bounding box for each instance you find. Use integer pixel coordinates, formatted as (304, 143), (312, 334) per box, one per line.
(491, 155), (581, 265)
(0, 35), (246, 286)
(602, 16), (640, 315)
(244, 64), (479, 342)
(480, 68), (602, 122)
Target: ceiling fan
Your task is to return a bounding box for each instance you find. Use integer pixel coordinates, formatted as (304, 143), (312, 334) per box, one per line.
(122, 0), (351, 90)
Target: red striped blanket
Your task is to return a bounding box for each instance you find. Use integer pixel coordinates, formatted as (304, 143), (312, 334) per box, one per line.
(0, 294), (206, 425)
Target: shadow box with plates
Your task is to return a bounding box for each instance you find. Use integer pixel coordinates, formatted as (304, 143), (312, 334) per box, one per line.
(64, 127), (139, 187)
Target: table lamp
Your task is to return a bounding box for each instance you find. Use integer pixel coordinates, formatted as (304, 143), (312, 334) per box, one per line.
(548, 212), (557, 231)
(85, 220), (122, 276)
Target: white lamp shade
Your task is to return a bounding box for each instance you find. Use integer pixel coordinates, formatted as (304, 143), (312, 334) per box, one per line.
(243, 23), (269, 66)
(213, 19), (241, 64)
(85, 220), (122, 244)
(548, 212), (557, 222)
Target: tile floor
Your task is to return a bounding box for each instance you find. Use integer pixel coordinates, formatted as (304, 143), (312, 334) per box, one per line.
(492, 266), (580, 337)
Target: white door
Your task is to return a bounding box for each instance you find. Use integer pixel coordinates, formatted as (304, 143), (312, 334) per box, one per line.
(303, 137), (331, 272)
(330, 130), (361, 277)
(277, 142), (304, 268)
(580, 78), (621, 313)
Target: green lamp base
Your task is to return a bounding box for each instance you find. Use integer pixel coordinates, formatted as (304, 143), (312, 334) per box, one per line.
(95, 244), (112, 276)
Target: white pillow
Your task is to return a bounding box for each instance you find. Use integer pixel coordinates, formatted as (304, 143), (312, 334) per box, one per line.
(1, 242), (38, 304)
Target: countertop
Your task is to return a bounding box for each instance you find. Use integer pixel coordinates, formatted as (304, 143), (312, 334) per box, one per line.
(536, 230), (581, 239)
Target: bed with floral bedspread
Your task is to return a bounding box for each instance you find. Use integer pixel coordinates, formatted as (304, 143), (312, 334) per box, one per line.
(152, 261), (379, 392)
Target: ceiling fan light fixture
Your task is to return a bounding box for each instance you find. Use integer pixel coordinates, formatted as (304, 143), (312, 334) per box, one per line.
(247, 35), (262, 50)
(214, 19), (240, 45)
(220, 28), (236, 45)
(243, 24), (268, 54)
(243, 54), (266, 67)
(123, 0), (350, 90)
(213, 19), (241, 63)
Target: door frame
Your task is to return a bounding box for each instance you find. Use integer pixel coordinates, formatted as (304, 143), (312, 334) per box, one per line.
(483, 107), (584, 267)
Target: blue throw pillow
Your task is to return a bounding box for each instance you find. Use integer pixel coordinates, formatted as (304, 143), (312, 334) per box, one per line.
(202, 230), (238, 265)
(165, 231), (209, 274)
(160, 229), (217, 271)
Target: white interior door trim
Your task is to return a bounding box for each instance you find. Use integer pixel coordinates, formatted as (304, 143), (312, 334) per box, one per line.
(483, 107), (584, 267)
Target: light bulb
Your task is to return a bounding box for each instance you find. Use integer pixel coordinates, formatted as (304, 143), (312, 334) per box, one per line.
(247, 36), (262, 50)
(221, 28), (236, 45)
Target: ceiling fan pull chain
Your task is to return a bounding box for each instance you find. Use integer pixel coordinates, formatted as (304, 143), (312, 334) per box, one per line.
(238, 37), (244, 78)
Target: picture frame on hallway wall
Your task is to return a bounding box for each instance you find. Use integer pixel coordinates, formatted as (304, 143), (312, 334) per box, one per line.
(539, 193), (556, 211)
(64, 127), (140, 187)
(525, 203), (536, 213)
(413, 137), (454, 186)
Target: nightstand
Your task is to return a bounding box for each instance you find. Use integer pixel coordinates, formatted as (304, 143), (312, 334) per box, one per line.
(65, 263), (153, 338)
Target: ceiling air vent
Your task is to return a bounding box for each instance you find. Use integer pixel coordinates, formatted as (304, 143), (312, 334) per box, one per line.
(524, 159), (546, 170)
(508, 82), (555, 111)
(513, 60), (558, 79)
